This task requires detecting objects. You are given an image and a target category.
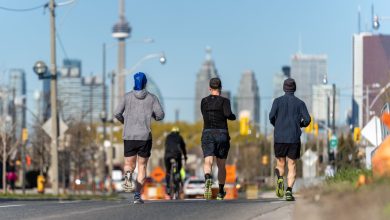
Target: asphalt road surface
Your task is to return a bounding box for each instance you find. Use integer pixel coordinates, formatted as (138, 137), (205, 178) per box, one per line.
(0, 197), (294, 220)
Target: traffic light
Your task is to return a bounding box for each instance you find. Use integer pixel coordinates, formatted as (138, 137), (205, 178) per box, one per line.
(305, 116), (314, 133)
(354, 127), (361, 142)
(240, 116), (250, 136)
(261, 155), (269, 165)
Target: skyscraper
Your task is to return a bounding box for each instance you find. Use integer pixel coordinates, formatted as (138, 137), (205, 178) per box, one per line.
(82, 76), (104, 123)
(291, 53), (327, 114)
(9, 69), (26, 139)
(57, 59), (106, 123)
(312, 84), (339, 125)
(58, 59), (84, 122)
(236, 70), (260, 125)
(352, 33), (390, 128)
(194, 48), (219, 122)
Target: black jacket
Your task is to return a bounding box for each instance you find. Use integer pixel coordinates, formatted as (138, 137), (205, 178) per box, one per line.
(164, 132), (187, 159)
(201, 95), (236, 130)
(269, 92), (311, 143)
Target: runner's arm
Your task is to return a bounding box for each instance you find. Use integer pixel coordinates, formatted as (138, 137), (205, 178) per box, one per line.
(223, 99), (236, 120)
(300, 102), (311, 127)
(114, 96), (125, 124)
(152, 97), (165, 121)
(269, 99), (277, 126)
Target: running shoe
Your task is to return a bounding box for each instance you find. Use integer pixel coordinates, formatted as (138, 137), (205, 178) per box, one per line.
(122, 171), (134, 193)
(216, 191), (226, 200)
(275, 169), (284, 198)
(204, 178), (213, 200)
(285, 190), (295, 201)
(133, 192), (144, 204)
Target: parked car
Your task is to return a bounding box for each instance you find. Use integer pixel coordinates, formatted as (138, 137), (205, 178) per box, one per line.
(183, 177), (204, 198)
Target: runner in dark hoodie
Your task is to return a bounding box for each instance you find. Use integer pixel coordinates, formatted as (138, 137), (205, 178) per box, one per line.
(114, 72), (164, 204)
(269, 78), (310, 201)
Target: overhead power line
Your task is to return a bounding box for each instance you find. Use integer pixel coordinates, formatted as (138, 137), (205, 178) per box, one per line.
(0, 3), (48, 12)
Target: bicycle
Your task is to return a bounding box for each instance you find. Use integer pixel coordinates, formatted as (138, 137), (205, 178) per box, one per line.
(168, 158), (182, 200)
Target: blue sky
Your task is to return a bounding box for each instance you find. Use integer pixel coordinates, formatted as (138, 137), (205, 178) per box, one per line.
(1, 0), (390, 126)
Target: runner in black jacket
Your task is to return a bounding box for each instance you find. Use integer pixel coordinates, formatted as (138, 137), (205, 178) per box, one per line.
(269, 78), (310, 201)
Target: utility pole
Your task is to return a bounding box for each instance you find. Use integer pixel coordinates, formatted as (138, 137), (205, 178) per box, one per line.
(365, 85), (369, 126)
(332, 84), (336, 132)
(1, 89), (8, 193)
(108, 71), (115, 194)
(49, 0), (59, 195)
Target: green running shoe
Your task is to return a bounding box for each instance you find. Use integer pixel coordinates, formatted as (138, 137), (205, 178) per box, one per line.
(216, 191), (226, 200)
(204, 178), (213, 200)
(276, 177), (284, 198)
(285, 190), (295, 201)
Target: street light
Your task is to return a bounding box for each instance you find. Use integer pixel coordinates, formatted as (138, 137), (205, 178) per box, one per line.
(120, 52), (167, 76)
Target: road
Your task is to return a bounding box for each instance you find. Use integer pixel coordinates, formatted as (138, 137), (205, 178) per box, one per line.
(0, 196), (294, 220)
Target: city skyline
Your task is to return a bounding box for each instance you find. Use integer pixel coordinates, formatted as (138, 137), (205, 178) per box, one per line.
(1, 1), (390, 125)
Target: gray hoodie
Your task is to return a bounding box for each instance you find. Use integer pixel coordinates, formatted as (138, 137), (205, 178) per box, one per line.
(114, 89), (164, 140)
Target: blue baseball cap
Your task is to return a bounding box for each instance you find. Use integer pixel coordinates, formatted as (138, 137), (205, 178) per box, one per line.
(133, 72), (147, 91)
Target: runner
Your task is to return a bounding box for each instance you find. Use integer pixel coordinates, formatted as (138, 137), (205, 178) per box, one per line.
(164, 126), (187, 197)
(200, 77), (236, 200)
(114, 72), (165, 204)
(269, 78), (310, 201)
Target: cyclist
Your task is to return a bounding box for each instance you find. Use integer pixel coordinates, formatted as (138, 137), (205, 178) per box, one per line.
(269, 78), (310, 201)
(200, 78), (236, 200)
(114, 72), (165, 204)
(164, 126), (187, 197)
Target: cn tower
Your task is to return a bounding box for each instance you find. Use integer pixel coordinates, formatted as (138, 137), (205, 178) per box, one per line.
(112, 0), (131, 107)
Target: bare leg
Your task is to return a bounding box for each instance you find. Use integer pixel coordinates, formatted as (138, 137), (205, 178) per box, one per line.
(216, 158), (226, 184)
(124, 155), (137, 173)
(286, 158), (296, 188)
(136, 156), (149, 193)
(203, 156), (214, 176)
(276, 157), (286, 177)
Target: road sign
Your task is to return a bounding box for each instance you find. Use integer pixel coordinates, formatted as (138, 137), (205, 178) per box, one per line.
(362, 116), (383, 147)
(22, 128), (28, 142)
(150, 166), (165, 182)
(329, 135), (338, 150)
(42, 116), (68, 140)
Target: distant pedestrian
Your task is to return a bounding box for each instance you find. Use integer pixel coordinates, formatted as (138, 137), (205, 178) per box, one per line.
(200, 77), (236, 200)
(269, 78), (311, 201)
(6, 161), (17, 192)
(114, 72), (165, 204)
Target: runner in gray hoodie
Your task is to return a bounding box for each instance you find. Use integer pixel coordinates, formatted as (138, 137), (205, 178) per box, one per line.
(114, 72), (164, 204)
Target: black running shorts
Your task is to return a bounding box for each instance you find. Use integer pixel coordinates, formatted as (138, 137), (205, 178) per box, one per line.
(201, 129), (230, 159)
(124, 140), (152, 158)
(274, 142), (301, 160)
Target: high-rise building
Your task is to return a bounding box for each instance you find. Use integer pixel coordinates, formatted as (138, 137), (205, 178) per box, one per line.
(352, 33), (390, 128)
(83, 76), (104, 123)
(9, 69), (26, 139)
(312, 84), (340, 125)
(194, 48), (219, 122)
(236, 70), (260, 125)
(291, 53), (327, 114)
(57, 59), (106, 123)
(58, 59), (84, 122)
(273, 66), (291, 99)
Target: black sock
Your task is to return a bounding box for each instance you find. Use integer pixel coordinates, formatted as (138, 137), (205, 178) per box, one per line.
(219, 184), (225, 193)
(205, 173), (212, 180)
(275, 168), (282, 179)
(287, 187), (292, 192)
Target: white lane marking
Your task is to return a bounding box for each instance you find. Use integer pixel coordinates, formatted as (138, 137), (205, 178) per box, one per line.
(58, 200), (81, 204)
(0, 204), (25, 208)
(184, 199), (206, 201)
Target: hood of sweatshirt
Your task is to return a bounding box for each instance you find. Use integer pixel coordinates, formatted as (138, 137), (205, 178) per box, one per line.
(133, 89), (148, 100)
